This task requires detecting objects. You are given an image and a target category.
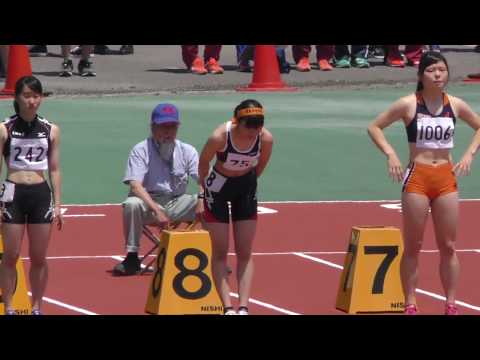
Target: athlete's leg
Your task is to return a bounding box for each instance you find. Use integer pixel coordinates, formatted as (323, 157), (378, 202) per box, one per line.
(26, 224), (52, 311)
(430, 192), (459, 304)
(0, 224), (26, 312)
(401, 192), (430, 306)
(232, 220), (256, 308)
(203, 221), (231, 308)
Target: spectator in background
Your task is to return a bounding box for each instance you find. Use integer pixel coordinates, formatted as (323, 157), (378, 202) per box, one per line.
(384, 45), (424, 67)
(292, 45), (334, 72)
(0, 45), (9, 77)
(333, 45), (370, 68)
(181, 45), (223, 75)
(236, 45), (290, 73)
(59, 45), (96, 77)
(71, 45), (134, 55)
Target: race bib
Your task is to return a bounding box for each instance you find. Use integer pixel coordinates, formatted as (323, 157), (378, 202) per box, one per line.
(224, 152), (257, 171)
(0, 181), (15, 202)
(204, 169), (227, 193)
(416, 117), (454, 149)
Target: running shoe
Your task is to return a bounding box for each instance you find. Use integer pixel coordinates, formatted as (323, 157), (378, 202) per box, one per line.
(29, 45), (48, 57)
(385, 56), (405, 67)
(334, 57), (351, 68)
(404, 304), (419, 315)
(78, 59), (97, 77)
(119, 45), (134, 55)
(31, 309), (43, 315)
(59, 59), (74, 77)
(5, 309), (17, 315)
(237, 306), (249, 315)
(190, 57), (207, 75)
(445, 303), (459, 315)
(206, 58), (224, 74)
(318, 59), (333, 71)
(352, 57), (370, 68)
(296, 57), (311, 72)
(224, 308), (237, 315)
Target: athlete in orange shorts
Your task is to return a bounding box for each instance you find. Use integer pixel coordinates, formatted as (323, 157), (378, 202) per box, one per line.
(368, 51), (480, 315)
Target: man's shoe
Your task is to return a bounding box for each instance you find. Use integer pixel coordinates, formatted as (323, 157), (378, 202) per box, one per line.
(78, 59), (97, 77)
(94, 45), (112, 55)
(318, 59), (333, 71)
(190, 57), (208, 75)
(112, 256), (141, 276)
(334, 57), (351, 68)
(119, 45), (134, 55)
(29, 45), (48, 57)
(59, 59), (74, 77)
(352, 57), (370, 68)
(296, 57), (311, 72)
(206, 58), (224, 74)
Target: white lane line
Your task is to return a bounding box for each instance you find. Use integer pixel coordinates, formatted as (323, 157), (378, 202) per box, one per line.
(292, 252), (480, 312)
(229, 292), (300, 315)
(293, 252), (344, 270)
(19, 248), (480, 261)
(60, 199), (480, 207)
(63, 214), (106, 218)
(28, 292), (98, 315)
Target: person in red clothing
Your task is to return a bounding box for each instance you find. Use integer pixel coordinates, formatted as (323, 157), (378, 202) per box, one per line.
(384, 45), (424, 67)
(292, 45), (334, 71)
(181, 45), (224, 75)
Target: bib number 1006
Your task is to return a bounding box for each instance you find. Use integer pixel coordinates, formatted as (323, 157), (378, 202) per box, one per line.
(418, 125), (453, 141)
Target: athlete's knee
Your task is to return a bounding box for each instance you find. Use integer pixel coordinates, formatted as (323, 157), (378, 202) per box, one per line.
(438, 240), (456, 257)
(29, 254), (47, 268)
(236, 250), (252, 264)
(0, 252), (20, 268)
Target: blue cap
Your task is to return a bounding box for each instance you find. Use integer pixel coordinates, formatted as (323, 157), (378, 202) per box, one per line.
(151, 103), (180, 125)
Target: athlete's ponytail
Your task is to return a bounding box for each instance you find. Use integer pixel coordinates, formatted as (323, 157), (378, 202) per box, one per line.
(417, 51), (450, 92)
(13, 75), (43, 114)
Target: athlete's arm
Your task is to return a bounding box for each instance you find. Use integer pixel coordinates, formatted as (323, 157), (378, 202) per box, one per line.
(48, 124), (63, 230)
(367, 96), (411, 182)
(255, 129), (273, 178)
(198, 127), (225, 188)
(0, 124), (7, 176)
(451, 97), (480, 176)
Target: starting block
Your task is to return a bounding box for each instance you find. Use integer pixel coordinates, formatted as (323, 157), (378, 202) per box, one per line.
(0, 235), (31, 315)
(145, 229), (223, 315)
(336, 226), (405, 314)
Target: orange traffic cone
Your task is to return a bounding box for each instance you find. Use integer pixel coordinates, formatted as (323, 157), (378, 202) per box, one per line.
(464, 73), (480, 83)
(237, 45), (297, 92)
(0, 45), (33, 97)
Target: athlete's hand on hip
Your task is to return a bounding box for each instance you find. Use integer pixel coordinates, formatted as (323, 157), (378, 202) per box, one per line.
(454, 153), (473, 177)
(387, 154), (404, 183)
(54, 206), (64, 230)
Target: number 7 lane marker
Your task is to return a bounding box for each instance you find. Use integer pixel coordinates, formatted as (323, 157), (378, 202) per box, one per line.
(293, 252), (480, 312)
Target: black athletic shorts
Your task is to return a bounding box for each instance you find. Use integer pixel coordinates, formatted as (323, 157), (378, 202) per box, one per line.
(203, 167), (257, 223)
(1, 181), (53, 224)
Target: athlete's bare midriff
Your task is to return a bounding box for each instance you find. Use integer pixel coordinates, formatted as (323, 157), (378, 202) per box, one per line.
(7, 169), (46, 184)
(408, 144), (452, 166)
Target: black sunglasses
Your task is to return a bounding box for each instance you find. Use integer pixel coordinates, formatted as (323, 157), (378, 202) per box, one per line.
(241, 117), (264, 129)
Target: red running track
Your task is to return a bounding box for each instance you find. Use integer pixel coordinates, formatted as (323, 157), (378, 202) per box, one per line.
(15, 201), (480, 315)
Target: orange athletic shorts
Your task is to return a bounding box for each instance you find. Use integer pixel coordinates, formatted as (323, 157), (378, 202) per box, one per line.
(402, 162), (458, 200)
